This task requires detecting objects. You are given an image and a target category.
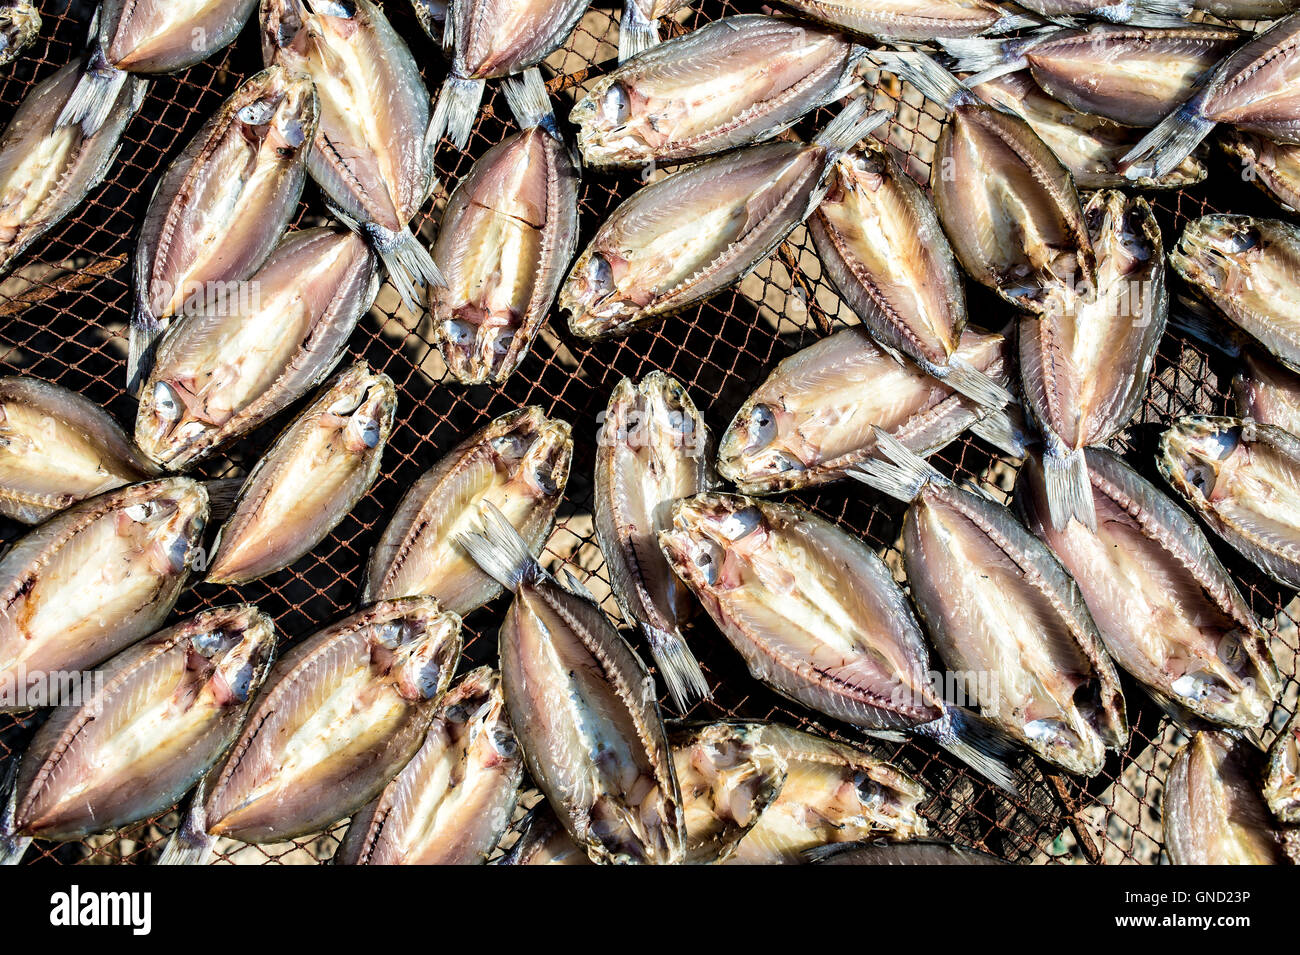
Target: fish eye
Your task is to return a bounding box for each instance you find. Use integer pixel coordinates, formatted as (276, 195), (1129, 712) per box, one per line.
(238, 100), (276, 126)
(602, 82), (630, 126)
(693, 541), (723, 586)
(359, 418), (381, 449)
(124, 502), (158, 522)
(1223, 225), (1260, 255)
(444, 318), (476, 346)
(374, 623), (403, 649)
(191, 629), (224, 657)
(585, 254), (615, 300)
(746, 404), (777, 451)
(311, 0), (357, 17)
(720, 506), (761, 542)
(276, 117), (308, 151)
(490, 434), (527, 459)
(492, 330), (515, 356)
(154, 382), (181, 421)
(854, 773), (885, 810)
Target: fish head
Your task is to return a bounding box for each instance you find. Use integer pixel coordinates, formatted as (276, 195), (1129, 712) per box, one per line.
(183, 605), (278, 708)
(1170, 215), (1263, 296)
(256, 67), (320, 160)
(135, 378), (211, 469)
(323, 363), (397, 453)
(604, 371), (708, 464)
(659, 493), (771, 594)
(492, 407), (572, 499)
(115, 478), (208, 575)
(571, 76), (648, 166)
(1158, 415), (1248, 507)
(366, 598), (463, 703)
(261, 0), (309, 56)
(561, 248), (640, 339)
(716, 398), (807, 493)
(0, 0), (38, 57)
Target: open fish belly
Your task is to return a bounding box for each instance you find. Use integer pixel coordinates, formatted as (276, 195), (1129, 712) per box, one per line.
(1236, 349), (1300, 439)
(777, 0), (1005, 40)
(101, 0), (257, 72)
(445, 0), (591, 79)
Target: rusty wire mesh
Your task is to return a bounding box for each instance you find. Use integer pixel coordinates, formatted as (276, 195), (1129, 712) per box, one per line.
(1, 0), (1296, 865)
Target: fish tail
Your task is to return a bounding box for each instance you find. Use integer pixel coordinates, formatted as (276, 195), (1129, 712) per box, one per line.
(126, 302), (162, 397)
(1121, 101), (1215, 182)
(970, 406), (1031, 458)
(1042, 437), (1097, 531)
(813, 97), (890, 160)
(848, 425), (945, 503)
(643, 623), (710, 711)
(429, 74), (486, 152)
(618, 0), (660, 63)
(937, 36), (1026, 81)
(157, 782), (215, 866)
(56, 49), (129, 135)
(374, 226), (446, 314)
(501, 67), (558, 138)
(455, 500), (540, 593)
(940, 355), (1014, 412)
(872, 51), (974, 111)
(922, 707), (1020, 796)
(0, 755), (31, 866)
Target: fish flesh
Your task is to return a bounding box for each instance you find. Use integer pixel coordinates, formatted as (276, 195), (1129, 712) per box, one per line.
(0, 60), (145, 279)
(573, 15), (864, 168)
(497, 803), (593, 864)
(0, 605), (276, 864)
(206, 362), (396, 585)
(0, 376), (155, 525)
(430, 0), (591, 150)
(135, 227), (378, 471)
(129, 66), (319, 394)
(808, 140), (1011, 411)
(1266, 709), (1299, 824)
(458, 504), (685, 865)
(562, 98), (889, 340)
(716, 326), (1020, 495)
(0, 0), (39, 67)
(721, 723), (928, 865)
(1235, 350), (1300, 437)
(1163, 730), (1292, 865)
(1015, 0), (1191, 18)
(773, 0), (1026, 40)
(853, 433), (1129, 776)
(262, 0), (442, 312)
(335, 667), (523, 865)
(1017, 447), (1279, 731)
(877, 52), (1093, 314)
(658, 492), (1019, 791)
(942, 24), (1242, 128)
(806, 839), (1005, 864)
(0, 477), (208, 712)
(1223, 132), (1300, 214)
(1020, 190), (1167, 532)
(1171, 215), (1300, 373)
(363, 407), (571, 616)
(1125, 14), (1300, 179)
(430, 81), (578, 385)
(972, 73), (1207, 190)
(618, 0), (689, 61)
(595, 372), (711, 709)
(160, 597), (462, 861)
(1158, 415), (1300, 589)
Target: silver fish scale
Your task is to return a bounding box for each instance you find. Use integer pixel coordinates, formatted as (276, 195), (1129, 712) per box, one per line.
(0, 0), (1295, 868)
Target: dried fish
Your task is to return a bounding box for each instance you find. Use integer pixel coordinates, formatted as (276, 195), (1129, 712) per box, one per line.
(854, 433), (1129, 776)
(206, 362), (396, 585)
(497, 803), (593, 864)
(1223, 132), (1300, 214)
(1266, 709), (1299, 824)
(135, 228), (378, 471)
(716, 327), (1020, 495)
(129, 66), (319, 394)
(0, 605), (276, 864)
(562, 98), (889, 340)
(574, 15), (864, 167)
(1018, 447), (1279, 730)
(1158, 415), (1300, 589)
(430, 81), (578, 385)
(774, 0), (1027, 40)
(1163, 730), (1291, 864)
(0, 376), (155, 524)
(458, 504), (685, 865)
(806, 839), (1005, 864)
(1235, 349), (1300, 437)
(0, 0), (39, 67)
(410, 0), (448, 41)
(335, 667), (523, 865)
(618, 0), (689, 61)
(0, 60), (145, 279)
(363, 407), (571, 616)
(808, 140), (1012, 411)
(262, 0), (442, 311)
(659, 492), (1019, 791)
(1020, 190), (1167, 531)
(877, 52), (1092, 314)
(160, 597), (462, 862)
(1015, 0), (1190, 18)
(1195, 0), (1299, 13)
(0, 477), (208, 712)
(595, 373), (711, 709)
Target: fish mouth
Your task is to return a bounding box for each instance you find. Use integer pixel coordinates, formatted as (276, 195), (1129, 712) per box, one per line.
(1161, 417), (1243, 500)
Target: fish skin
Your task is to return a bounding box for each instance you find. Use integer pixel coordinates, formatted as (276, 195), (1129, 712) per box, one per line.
(206, 362), (397, 585)
(1266, 708), (1299, 824)
(1158, 415), (1300, 589)
(130, 66), (319, 392)
(1171, 216), (1300, 373)
(1234, 349), (1300, 437)
(0, 477), (208, 712)
(574, 15), (862, 167)
(0, 0), (39, 68)
(95, 0), (258, 73)
(775, 0), (1010, 40)
(1017, 447), (1279, 731)
(1195, 0), (1300, 13)
(807, 839), (1006, 864)
(363, 407), (571, 616)
(1164, 730), (1292, 865)
(716, 326), (1012, 495)
(0, 60), (145, 278)
(135, 227), (378, 472)
(430, 122), (578, 384)
(0, 377), (156, 525)
(335, 666), (523, 865)
(497, 802), (593, 865)
(1222, 132), (1300, 214)
(443, 0), (591, 80)
(7, 605), (276, 841)
(595, 372), (711, 709)
(200, 596), (462, 843)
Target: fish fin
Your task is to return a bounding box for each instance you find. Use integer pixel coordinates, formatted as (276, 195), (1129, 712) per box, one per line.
(157, 780), (215, 866)
(202, 477), (243, 527)
(937, 36), (1024, 79)
(618, 0), (660, 63)
(921, 707), (1020, 796)
(848, 425), (946, 503)
(862, 728), (909, 743)
(429, 74), (486, 152)
(0, 755), (31, 866)
(970, 406), (1031, 458)
(813, 98), (890, 160)
(455, 500), (541, 592)
(642, 622), (710, 711)
(562, 568), (597, 603)
(1128, 0), (1195, 23)
(940, 355), (1013, 412)
(1042, 437), (1097, 532)
(872, 51), (974, 111)
(126, 303), (162, 398)
(440, 2), (456, 56)
(988, 11), (1048, 32)
(56, 51), (129, 135)
(1121, 102), (1216, 181)
(501, 67), (559, 138)
(1169, 296), (1241, 357)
